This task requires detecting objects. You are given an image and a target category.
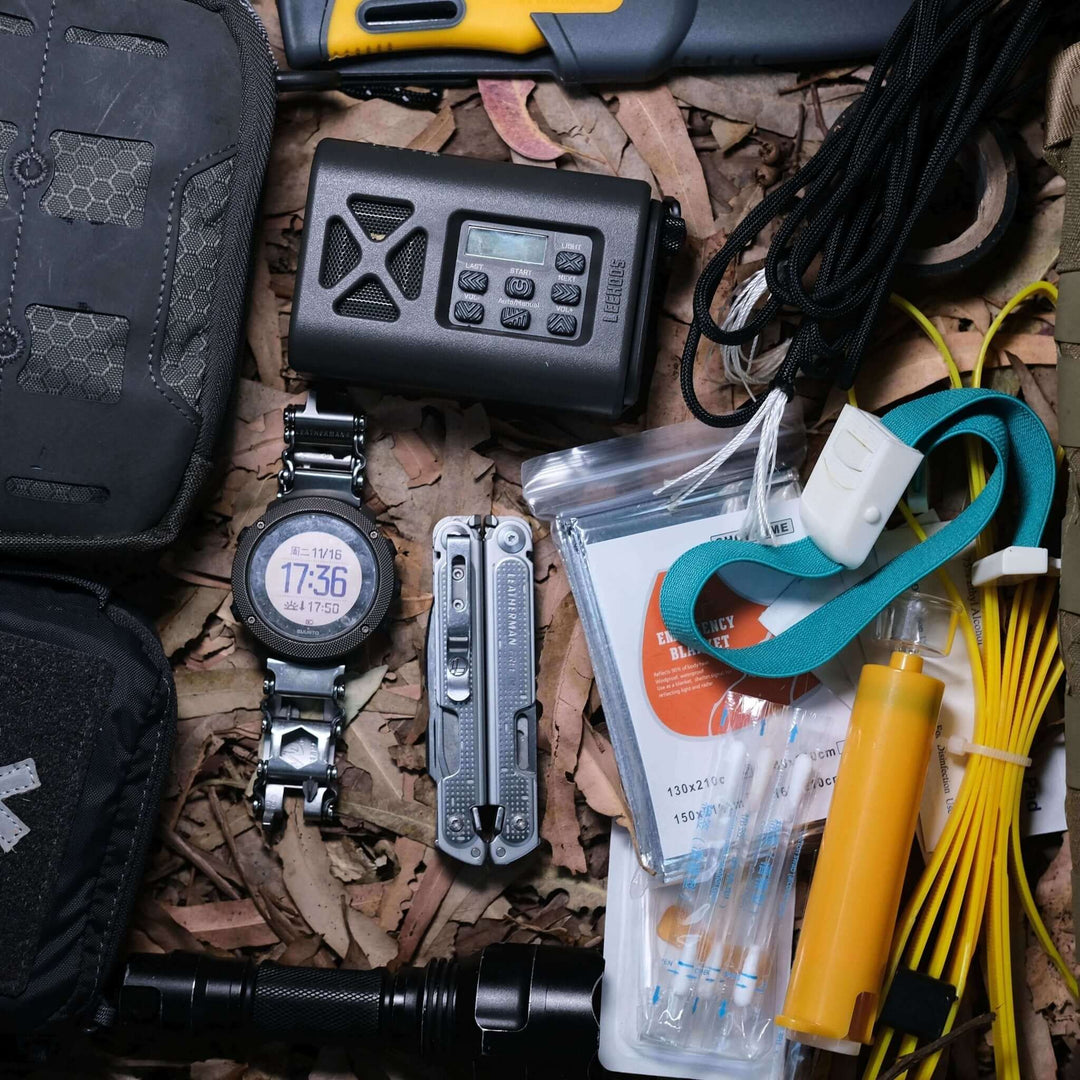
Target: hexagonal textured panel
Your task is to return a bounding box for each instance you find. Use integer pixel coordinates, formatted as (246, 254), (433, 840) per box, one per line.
(19, 304), (128, 403)
(0, 12), (32, 36)
(5, 477), (109, 505)
(65, 26), (169, 59)
(160, 157), (236, 408)
(0, 121), (16, 209)
(40, 129), (154, 229)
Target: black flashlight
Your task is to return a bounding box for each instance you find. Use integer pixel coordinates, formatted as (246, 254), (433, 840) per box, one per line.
(119, 943), (603, 1077)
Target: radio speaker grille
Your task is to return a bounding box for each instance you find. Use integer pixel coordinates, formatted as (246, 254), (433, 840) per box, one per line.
(335, 277), (399, 322)
(320, 217), (361, 289)
(386, 229), (427, 301)
(347, 196), (412, 242)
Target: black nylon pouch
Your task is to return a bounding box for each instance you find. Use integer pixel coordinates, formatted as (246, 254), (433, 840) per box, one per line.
(0, 567), (175, 1042)
(0, 0), (275, 555)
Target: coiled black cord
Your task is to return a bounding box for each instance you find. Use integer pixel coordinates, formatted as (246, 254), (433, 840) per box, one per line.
(680, 0), (1052, 428)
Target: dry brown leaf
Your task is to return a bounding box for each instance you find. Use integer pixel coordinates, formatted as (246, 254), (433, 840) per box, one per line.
(246, 239), (285, 390)
(525, 853), (608, 912)
(477, 79), (568, 162)
(1005, 349), (1058, 443)
(344, 903), (398, 969)
(343, 665), (387, 717)
(165, 899), (278, 949)
(530, 82), (658, 194)
(408, 104), (456, 153)
(157, 586), (227, 657)
(278, 803), (353, 958)
(575, 721), (632, 832)
(709, 117), (753, 154)
(537, 595), (592, 875)
(392, 430), (442, 488)
(345, 712), (402, 802)
(174, 668), (264, 720)
(615, 86), (713, 239)
(668, 72), (804, 137)
(393, 852), (457, 967)
(338, 794), (436, 847)
(377, 836), (428, 931)
(981, 198), (1066, 308)
(235, 376), (305, 424)
(829, 330), (1058, 419)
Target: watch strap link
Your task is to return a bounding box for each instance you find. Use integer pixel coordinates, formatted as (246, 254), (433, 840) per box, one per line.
(279, 389), (366, 504)
(254, 658), (346, 828)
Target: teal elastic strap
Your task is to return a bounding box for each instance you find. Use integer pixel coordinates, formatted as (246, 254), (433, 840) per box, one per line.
(659, 389), (1056, 679)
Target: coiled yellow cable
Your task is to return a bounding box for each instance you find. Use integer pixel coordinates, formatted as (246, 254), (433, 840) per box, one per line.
(848, 284), (1071, 1080)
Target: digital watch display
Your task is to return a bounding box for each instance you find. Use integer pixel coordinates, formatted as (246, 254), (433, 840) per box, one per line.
(236, 502), (392, 657)
(232, 392), (397, 830)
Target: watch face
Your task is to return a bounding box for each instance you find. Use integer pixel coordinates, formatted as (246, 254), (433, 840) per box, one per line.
(246, 511), (380, 645)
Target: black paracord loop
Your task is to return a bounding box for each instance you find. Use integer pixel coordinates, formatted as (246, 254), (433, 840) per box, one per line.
(679, 0), (1051, 429)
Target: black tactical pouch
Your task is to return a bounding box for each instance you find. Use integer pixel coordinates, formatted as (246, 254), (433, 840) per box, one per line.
(0, 567), (175, 1043)
(0, 0), (276, 555)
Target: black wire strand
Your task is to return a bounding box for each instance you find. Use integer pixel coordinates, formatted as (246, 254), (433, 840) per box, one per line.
(680, 0), (1052, 428)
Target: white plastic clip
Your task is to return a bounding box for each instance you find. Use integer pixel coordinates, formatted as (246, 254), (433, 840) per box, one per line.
(799, 406), (924, 569)
(970, 546), (1061, 587)
(945, 736), (1031, 769)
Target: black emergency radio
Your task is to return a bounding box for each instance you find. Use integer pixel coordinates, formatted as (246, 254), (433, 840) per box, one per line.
(290, 141), (684, 417)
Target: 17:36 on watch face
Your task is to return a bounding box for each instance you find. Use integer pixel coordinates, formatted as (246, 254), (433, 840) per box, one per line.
(247, 511), (379, 644)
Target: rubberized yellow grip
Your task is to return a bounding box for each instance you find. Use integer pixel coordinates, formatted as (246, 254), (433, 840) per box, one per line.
(328, 0), (623, 59)
(776, 652), (945, 1052)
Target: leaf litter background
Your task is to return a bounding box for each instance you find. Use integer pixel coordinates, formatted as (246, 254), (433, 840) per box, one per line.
(85, 3), (1076, 1077)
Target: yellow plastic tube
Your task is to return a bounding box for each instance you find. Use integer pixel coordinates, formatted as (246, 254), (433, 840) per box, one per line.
(776, 652), (944, 1054)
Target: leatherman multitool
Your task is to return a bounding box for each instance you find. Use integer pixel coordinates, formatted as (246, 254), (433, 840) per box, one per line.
(428, 516), (539, 866)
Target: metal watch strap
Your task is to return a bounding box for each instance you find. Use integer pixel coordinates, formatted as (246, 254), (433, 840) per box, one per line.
(254, 658), (346, 829)
(257, 389), (368, 828)
(279, 389), (366, 505)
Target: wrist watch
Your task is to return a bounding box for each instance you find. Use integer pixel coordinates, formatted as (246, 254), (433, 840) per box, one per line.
(232, 390), (397, 829)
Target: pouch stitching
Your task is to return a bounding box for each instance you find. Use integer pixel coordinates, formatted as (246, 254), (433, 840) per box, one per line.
(88, 694), (167, 1001)
(3, 0), (57, 327)
(52, 641), (169, 1024)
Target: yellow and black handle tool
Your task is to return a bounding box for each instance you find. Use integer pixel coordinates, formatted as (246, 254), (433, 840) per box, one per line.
(277, 0), (914, 86)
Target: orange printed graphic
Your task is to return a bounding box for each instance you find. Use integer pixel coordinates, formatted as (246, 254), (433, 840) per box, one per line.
(642, 572), (817, 736)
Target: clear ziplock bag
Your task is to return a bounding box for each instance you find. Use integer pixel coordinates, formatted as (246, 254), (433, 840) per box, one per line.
(522, 415), (816, 879)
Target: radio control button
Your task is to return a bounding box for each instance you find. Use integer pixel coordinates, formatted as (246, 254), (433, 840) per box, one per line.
(505, 276), (535, 300)
(458, 270), (488, 294)
(555, 251), (586, 275)
(551, 282), (582, 307)
(454, 300), (485, 324)
(501, 307), (531, 331)
(547, 313), (578, 337)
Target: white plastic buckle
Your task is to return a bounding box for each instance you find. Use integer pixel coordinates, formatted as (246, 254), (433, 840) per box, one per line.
(799, 406), (924, 569)
(969, 546), (1061, 587)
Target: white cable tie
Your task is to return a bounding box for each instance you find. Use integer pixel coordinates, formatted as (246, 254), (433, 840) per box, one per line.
(945, 735), (1031, 769)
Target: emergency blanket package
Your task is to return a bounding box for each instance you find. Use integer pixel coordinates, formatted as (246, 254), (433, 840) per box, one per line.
(0, 0), (275, 555)
(523, 418), (852, 879)
(0, 567), (175, 1045)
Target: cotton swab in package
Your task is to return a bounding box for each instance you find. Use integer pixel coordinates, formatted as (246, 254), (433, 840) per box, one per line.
(638, 695), (820, 1063)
